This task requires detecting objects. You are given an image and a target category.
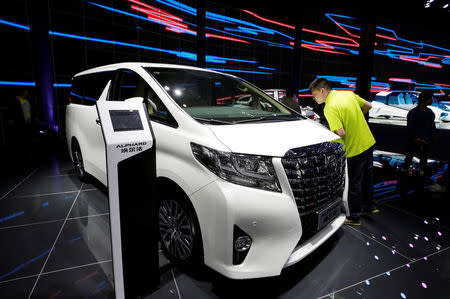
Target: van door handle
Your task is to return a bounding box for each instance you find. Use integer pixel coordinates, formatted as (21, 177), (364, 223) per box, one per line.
(96, 119), (101, 125)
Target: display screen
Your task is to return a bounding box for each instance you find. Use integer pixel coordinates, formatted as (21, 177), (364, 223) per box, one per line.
(109, 110), (143, 132)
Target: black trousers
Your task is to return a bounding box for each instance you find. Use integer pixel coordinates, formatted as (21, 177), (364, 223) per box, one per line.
(404, 139), (429, 171)
(347, 146), (375, 221)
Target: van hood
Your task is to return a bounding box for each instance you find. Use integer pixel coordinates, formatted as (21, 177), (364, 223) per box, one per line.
(207, 119), (340, 157)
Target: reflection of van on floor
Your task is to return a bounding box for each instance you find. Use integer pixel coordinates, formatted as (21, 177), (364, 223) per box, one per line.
(66, 63), (348, 279)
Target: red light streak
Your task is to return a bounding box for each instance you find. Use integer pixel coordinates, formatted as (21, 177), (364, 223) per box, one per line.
(420, 62), (443, 68)
(435, 83), (450, 87)
(389, 78), (414, 83)
(302, 28), (359, 46)
(49, 290), (62, 299)
(399, 55), (443, 68)
(74, 270), (100, 285)
(130, 0), (250, 44)
(165, 26), (185, 34)
(315, 38), (359, 48)
(206, 33), (251, 44)
(385, 180), (398, 185)
(375, 33), (397, 41)
(434, 90), (445, 96)
(240, 9), (296, 30)
(301, 44), (349, 55)
(333, 22), (360, 39)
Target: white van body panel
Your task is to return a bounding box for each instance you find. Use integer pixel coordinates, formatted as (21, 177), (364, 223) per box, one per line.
(66, 63), (347, 279)
(207, 119), (338, 157)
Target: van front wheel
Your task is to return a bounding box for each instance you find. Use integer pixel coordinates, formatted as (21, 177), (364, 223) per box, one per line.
(158, 197), (203, 267)
(72, 144), (88, 182)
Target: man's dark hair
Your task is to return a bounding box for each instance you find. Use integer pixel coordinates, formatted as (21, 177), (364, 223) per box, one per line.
(286, 87), (295, 98)
(418, 91), (433, 103)
(309, 78), (331, 91)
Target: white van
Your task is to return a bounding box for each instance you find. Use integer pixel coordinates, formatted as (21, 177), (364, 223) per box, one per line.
(65, 63), (348, 279)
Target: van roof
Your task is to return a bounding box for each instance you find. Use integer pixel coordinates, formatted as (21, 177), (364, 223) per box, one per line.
(74, 62), (229, 77)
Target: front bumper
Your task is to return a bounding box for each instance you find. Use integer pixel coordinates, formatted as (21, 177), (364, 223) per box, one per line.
(189, 170), (346, 279)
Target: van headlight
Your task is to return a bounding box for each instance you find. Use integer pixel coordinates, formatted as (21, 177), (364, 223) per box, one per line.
(191, 143), (281, 192)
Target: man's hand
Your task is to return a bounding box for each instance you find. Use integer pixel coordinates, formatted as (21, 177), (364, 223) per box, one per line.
(334, 128), (346, 138)
(361, 101), (372, 114)
(414, 137), (425, 144)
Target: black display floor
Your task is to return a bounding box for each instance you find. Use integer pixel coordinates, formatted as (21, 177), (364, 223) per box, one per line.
(0, 151), (448, 299)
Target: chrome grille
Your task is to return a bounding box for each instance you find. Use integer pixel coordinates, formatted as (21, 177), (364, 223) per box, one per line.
(282, 142), (346, 215)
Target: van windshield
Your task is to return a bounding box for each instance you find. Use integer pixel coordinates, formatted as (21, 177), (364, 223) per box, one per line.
(145, 67), (302, 124)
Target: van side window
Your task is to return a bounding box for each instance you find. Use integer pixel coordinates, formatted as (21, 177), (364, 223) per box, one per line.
(69, 72), (113, 106)
(115, 70), (149, 102)
(147, 88), (177, 127)
(114, 69), (177, 127)
(69, 76), (84, 105)
(84, 72), (113, 105)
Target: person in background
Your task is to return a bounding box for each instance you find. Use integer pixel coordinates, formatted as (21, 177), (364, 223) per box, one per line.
(6, 88), (39, 161)
(280, 88), (301, 113)
(403, 91), (437, 175)
(309, 78), (377, 226)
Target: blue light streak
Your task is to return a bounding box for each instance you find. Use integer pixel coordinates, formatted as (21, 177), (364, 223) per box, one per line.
(154, 0), (197, 16)
(374, 189), (397, 197)
(48, 30), (198, 61)
(53, 83), (71, 88)
(0, 248), (52, 281)
(0, 19), (30, 31)
(154, 0), (295, 40)
(69, 236), (82, 243)
(258, 66), (277, 70)
(207, 68), (271, 75)
(0, 81), (35, 86)
(0, 211), (25, 223)
(206, 55), (257, 64)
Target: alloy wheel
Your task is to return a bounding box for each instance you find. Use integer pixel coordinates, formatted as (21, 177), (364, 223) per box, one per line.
(159, 199), (194, 260)
(74, 148), (84, 178)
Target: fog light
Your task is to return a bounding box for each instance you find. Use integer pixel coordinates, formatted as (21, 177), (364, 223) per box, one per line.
(233, 225), (252, 265)
(235, 236), (252, 252)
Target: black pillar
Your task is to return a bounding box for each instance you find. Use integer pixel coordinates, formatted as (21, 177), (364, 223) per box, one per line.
(196, 0), (206, 68)
(355, 14), (376, 102)
(291, 13), (303, 95)
(28, 0), (56, 131)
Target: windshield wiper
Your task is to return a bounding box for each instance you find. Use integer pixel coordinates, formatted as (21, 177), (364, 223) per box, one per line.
(233, 115), (300, 124)
(193, 117), (235, 125)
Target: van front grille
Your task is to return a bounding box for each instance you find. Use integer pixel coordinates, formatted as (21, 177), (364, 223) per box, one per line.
(281, 142), (346, 215)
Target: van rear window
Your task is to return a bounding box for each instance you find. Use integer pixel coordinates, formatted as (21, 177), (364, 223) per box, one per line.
(69, 71), (113, 106)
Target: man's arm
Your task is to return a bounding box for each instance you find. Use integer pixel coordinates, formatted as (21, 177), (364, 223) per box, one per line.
(334, 127), (346, 138)
(430, 110), (438, 143)
(324, 106), (345, 139)
(361, 100), (372, 114)
(354, 93), (372, 114)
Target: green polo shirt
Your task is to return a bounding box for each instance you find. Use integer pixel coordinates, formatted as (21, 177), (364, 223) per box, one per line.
(324, 90), (375, 158)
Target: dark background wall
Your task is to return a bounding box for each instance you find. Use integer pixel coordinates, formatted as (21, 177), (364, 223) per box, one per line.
(0, 0), (449, 158)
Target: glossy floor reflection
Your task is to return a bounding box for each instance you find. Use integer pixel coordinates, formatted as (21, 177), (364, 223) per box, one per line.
(0, 151), (448, 299)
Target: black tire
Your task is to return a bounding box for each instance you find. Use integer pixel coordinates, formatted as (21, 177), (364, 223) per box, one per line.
(72, 142), (89, 183)
(158, 192), (203, 268)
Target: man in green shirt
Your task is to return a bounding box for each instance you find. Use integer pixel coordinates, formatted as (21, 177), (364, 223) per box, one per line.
(309, 78), (378, 226)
